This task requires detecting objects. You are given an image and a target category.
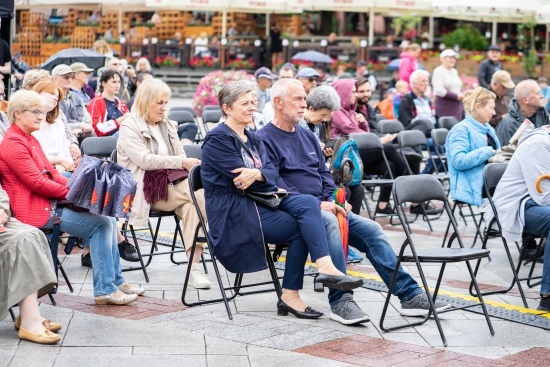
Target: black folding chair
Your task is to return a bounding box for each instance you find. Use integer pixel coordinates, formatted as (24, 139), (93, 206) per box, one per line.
(430, 128), (449, 175)
(439, 116), (459, 131)
(468, 163), (544, 308)
(378, 119), (404, 135)
(170, 106), (204, 142)
(350, 132), (395, 220)
(182, 165), (282, 319)
(380, 174), (494, 347)
(201, 110), (223, 132)
(202, 105), (222, 112)
(183, 144), (202, 160)
(168, 110), (196, 125)
(111, 149), (207, 283)
(376, 113), (386, 123)
(80, 136), (118, 159)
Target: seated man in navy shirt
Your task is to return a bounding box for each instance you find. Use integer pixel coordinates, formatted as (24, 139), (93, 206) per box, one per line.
(257, 79), (450, 324)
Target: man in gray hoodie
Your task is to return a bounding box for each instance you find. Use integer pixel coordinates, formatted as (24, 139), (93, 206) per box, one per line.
(496, 80), (548, 145)
(491, 126), (550, 311)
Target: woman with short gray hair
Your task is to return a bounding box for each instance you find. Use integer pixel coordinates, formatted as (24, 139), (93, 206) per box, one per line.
(302, 85), (340, 143)
(202, 80), (363, 319)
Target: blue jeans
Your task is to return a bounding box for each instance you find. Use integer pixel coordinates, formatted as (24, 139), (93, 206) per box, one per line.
(321, 210), (422, 306)
(259, 194), (330, 291)
(58, 208), (125, 296)
(522, 199), (550, 295)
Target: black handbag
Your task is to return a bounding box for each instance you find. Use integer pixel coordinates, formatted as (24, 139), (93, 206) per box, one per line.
(242, 190), (288, 210)
(227, 127), (288, 210)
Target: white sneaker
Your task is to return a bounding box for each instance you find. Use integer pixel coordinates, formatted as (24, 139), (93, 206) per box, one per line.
(189, 263), (211, 289)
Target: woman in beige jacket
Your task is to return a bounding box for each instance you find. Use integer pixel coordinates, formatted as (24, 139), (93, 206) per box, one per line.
(117, 79), (210, 289)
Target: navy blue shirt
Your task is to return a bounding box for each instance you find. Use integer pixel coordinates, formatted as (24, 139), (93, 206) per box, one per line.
(257, 122), (336, 203)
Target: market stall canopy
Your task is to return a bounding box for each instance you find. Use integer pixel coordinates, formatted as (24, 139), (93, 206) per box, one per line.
(145, 0), (302, 13)
(432, 0), (545, 22)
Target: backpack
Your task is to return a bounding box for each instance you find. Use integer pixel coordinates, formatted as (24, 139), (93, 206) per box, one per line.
(329, 135), (364, 187)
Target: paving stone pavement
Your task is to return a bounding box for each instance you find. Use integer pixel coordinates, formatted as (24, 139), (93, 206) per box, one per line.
(2, 98), (550, 366)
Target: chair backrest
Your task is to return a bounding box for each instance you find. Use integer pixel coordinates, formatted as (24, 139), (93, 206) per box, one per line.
(202, 105), (222, 112)
(81, 136), (118, 158)
(202, 110), (223, 123)
(398, 129), (427, 149)
(393, 174), (447, 205)
(183, 144), (202, 160)
(168, 110), (196, 125)
(170, 106), (196, 117)
(188, 165), (203, 192)
(431, 128), (449, 147)
(376, 113), (386, 123)
(439, 116), (459, 130)
(484, 163), (508, 196)
(350, 132), (383, 151)
(379, 119), (404, 135)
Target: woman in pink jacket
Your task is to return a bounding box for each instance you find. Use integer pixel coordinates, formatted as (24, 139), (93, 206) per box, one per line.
(330, 79), (368, 138)
(398, 43), (421, 89)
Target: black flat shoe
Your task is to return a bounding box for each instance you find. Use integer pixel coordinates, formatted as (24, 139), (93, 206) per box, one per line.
(314, 273), (364, 292)
(277, 299), (323, 319)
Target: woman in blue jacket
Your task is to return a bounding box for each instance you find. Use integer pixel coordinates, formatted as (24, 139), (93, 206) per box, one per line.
(201, 81), (363, 319)
(446, 87), (499, 206)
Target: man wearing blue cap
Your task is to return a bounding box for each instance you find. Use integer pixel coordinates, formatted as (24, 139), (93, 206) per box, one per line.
(296, 67), (320, 95)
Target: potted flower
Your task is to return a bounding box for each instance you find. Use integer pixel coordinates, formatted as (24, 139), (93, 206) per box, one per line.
(189, 56), (220, 69)
(226, 58), (256, 70)
(154, 55), (180, 68)
(193, 70), (255, 116)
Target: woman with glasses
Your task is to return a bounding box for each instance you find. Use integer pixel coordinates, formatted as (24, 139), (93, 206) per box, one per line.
(87, 70), (129, 137)
(0, 90), (144, 307)
(446, 87), (499, 206)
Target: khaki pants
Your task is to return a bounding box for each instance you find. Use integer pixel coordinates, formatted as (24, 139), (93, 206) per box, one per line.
(151, 178), (206, 251)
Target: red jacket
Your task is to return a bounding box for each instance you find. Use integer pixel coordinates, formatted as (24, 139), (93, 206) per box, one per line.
(87, 96), (129, 137)
(0, 124), (69, 227)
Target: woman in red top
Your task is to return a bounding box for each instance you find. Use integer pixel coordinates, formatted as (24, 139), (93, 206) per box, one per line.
(0, 90), (143, 306)
(86, 70), (129, 137)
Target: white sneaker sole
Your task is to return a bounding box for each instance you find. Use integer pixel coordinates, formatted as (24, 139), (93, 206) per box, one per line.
(398, 304), (452, 317)
(329, 311), (370, 325)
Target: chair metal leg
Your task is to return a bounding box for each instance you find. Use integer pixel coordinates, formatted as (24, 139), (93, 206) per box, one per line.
(468, 218), (528, 308)
(57, 259), (74, 292)
(9, 307), (16, 322)
(465, 259), (495, 335)
(48, 293), (56, 306)
(441, 202), (458, 248)
(122, 224), (150, 283)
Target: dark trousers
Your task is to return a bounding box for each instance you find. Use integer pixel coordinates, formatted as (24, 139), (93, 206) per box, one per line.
(177, 123), (199, 142)
(359, 144), (407, 203)
(258, 194), (332, 290)
(345, 184), (365, 215)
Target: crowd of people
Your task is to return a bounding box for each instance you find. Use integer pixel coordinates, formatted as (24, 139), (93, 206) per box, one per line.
(4, 35), (550, 348)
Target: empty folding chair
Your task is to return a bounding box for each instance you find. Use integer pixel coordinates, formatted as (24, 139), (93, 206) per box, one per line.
(380, 174), (494, 347)
(202, 105), (222, 112)
(168, 110), (196, 125)
(183, 144), (202, 160)
(182, 165), (282, 319)
(170, 106), (197, 118)
(201, 110), (223, 132)
(439, 116), (459, 130)
(430, 128), (449, 174)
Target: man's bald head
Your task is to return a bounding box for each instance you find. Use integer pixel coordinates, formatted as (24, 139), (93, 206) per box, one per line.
(514, 79), (544, 114)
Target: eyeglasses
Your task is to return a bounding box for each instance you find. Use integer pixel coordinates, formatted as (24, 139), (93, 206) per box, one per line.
(23, 109), (45, 117)
(308, 77), (318, 83)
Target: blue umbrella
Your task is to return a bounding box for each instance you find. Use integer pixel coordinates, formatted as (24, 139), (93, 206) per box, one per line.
(385, 58), (425, 71)
(292, 50), (334, 64)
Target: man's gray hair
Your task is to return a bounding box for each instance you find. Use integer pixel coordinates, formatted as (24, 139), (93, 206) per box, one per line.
(409, 69), (430, 85)
(271, 78), (303, 101)
(217, 80), (256, 117)
(306, 85), (340, 111)
(514, 79), (538, 101)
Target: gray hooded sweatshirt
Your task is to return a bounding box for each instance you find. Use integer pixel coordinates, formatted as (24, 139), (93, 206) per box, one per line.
(491, 127), (550, 241)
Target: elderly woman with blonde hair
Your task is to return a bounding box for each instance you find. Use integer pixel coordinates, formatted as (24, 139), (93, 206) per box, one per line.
(117, 78), (210, 289)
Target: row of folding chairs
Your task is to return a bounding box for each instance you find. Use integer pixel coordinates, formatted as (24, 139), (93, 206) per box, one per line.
(169, 105), (222, 143)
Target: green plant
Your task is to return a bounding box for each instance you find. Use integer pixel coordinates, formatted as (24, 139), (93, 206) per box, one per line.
(442, 24), (488, 51)
(518, 19), (538, 77)
(391, 16), (421, 36)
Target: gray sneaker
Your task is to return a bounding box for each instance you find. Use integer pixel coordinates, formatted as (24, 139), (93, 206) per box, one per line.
(399, 292), (451, 317)
(329, 294), (370, 325)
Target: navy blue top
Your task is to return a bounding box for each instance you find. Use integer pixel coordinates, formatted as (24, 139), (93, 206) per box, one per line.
(257, 122), (336, 204)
